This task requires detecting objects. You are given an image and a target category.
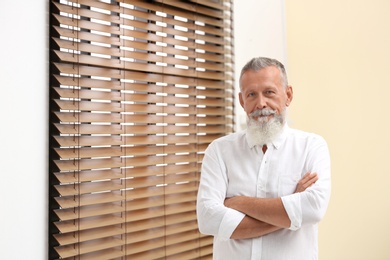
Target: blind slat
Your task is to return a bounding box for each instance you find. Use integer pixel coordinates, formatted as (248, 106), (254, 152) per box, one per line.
(54, 37), (226, 71)
(54, 63), (229, 89)
(55, 182), (200, 209)
(55, 50), (226, 80)
(55, 172), (199, 197)
(53, 87), (230, 107)
(53, 25), (228, 64)
(54, 163), (200, 183)
(54, 112), (230, 125)
(55, 191), (198, 221)
(53, 77), (231, 98)
(54, 99), (228, 114)
(53, 134), (224, 148)
(54, 123), (231, 135)
(54, 143), (200, 159)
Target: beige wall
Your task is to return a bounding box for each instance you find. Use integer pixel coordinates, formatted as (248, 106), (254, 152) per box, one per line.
(285, 1), (390, 259)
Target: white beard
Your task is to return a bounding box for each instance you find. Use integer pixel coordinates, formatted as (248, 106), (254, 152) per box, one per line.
(246, 108), (286, 146)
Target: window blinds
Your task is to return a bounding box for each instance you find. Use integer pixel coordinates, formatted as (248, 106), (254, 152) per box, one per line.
(49, 0), (234, 259)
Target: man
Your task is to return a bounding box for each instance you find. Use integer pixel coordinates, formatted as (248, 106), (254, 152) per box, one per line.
(196, 57), (331, 259)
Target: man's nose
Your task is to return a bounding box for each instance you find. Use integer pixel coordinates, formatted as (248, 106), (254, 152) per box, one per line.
(256, 96), (267, 109)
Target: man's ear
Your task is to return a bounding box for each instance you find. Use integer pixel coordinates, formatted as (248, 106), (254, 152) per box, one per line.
(286, 85), (293, 106)
(239, 92), (244, 108)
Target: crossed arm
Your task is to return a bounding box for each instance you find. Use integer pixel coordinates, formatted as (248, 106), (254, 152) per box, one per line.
(224, 172), (318, 239)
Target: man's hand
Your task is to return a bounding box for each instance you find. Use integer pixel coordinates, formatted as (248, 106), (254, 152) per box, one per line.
(295, 172), (318, 193)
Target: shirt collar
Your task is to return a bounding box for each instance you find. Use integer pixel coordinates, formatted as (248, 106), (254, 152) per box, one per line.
(246, 123), (290, 150)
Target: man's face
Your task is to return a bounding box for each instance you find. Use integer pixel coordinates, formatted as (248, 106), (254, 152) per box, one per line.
(239, 66), (293, 122)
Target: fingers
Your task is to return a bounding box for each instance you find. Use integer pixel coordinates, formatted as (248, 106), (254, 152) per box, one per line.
(301, 172), (317, 183)
(294, 172), (318, 193)
(306, 172), (319, 185)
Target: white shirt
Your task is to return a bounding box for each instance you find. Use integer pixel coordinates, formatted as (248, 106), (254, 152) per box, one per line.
(196, 124), (331, 260)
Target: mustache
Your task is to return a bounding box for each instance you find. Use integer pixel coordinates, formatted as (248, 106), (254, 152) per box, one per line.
(250, 109), (277, 117)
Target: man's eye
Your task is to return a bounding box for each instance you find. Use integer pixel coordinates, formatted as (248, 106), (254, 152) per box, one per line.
(247, 92), (255, 97)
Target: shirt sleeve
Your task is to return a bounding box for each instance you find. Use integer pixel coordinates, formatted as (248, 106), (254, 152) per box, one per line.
(281, 135), (332, 231)
(196, 142), (246, 240)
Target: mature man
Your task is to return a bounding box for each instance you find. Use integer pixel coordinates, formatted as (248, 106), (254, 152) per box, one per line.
(196, 57), (331, 259)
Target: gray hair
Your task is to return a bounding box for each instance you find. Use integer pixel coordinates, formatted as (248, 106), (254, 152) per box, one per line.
(239, 57), (288, 89)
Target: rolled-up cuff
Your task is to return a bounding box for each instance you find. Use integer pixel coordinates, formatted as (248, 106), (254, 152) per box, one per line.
(217, 208), (246, 240)
(281, 193), (302, 231)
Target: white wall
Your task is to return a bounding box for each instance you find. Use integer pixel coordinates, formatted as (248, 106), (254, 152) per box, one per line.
(0, 1), (47, 259)
(234, 0), (287, 130)
(0, 1), (285, 259)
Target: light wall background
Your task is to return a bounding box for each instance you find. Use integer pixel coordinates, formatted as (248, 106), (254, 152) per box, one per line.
(1, 1), (389, 259)
(0, 1), (47, 259)
(234, 0), (287, 130)
(285, 1), (390, 259)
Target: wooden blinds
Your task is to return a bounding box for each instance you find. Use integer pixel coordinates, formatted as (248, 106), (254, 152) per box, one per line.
(49, 0), (234, 259)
